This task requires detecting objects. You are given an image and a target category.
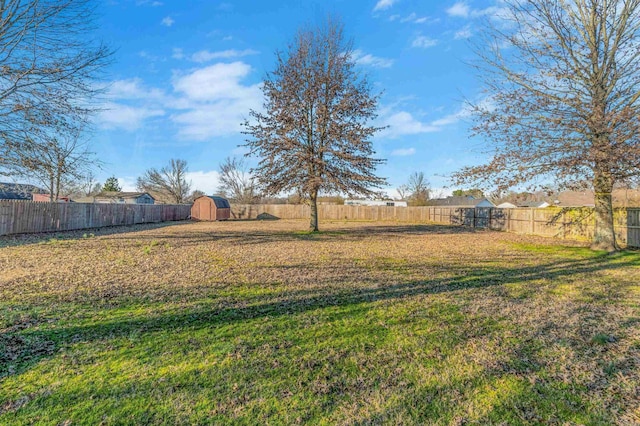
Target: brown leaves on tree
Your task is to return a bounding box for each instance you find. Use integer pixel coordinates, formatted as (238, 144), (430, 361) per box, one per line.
(454, 0), (640, 251)
(243, 18), (387, 231)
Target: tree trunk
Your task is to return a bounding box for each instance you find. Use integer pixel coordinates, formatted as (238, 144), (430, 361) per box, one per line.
(309, 191), (319, 232)
(54, 170), (61, 203)
(48, 176), (55, 203)
(592, 173), (617, 251)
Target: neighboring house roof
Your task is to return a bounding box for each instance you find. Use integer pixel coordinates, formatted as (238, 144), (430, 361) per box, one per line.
(0, 182), (44, 200)
(497, 202), (517, 208)
(428, 196), (495, 207)
(196, 195), (231, 209)
(32, 193), (72, 202)
(74, 196), (95, 203)
(555, 191), (595, 207)
(345, 199), (408, 207)
(94, 191), (155, 200)
(555, 190), (640, 207)
(518, 201), (551, 208)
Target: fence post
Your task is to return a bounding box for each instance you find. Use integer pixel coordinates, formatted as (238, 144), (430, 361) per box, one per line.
(530, 208), (535, 234)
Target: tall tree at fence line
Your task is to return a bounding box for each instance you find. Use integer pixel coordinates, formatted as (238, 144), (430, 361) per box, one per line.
(102, 176), (121, 192)
(396, 184), (409, 201)
(243, 18), (387, 232)
(78, 171), (102, 197)
(0, 115), (97, 202)
(136, 159), (192, 204)
(406, 172), (431, 206)
(187, 189), (205, 203)
(0, 0), (111, 179)
(61, 171), (102, 199)
(453, 0), (640, 251)
(218, 156), (260, 204)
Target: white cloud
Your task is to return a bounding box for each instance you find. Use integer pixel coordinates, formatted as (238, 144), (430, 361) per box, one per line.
(171, 98), (256, 139)
(185, 170), (222, 194)
(373, 0), (398, 12)
(378, 100), (480, 139)
(161, 16), (174, 27)
(172, 62), (259, 102)
(391, 148), (416, 156)
(454, 26), (472, 39)
(170, 62), (262, 139)
(98, 102), (165, 131)
(446, 2), (510, 22)
(172, 48), (185, 59)
(447, 2), (470, 18)
(107, 79), (166, 101)
(471, 6), (511, 20)
(136, 0), (163, 6)
(190, 49), (259, 63)
(380, 111), (440, 138)
(412, 36), (438, 48)
(401, 13), (430, 24)
(352, 49), (394, 68)
(101, 59), (264, 141)
(117, 177), (138, 192)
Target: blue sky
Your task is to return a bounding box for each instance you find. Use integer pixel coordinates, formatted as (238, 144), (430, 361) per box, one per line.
(93, 0), (503, 197)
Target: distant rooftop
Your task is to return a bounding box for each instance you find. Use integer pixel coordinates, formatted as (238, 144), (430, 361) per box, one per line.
(95, 191), (155, 199)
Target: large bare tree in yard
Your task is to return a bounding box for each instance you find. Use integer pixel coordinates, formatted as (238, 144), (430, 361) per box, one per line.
(244, 19), (386, 232)
(454, 0), (640, 251)
(137, 159), (192, 204)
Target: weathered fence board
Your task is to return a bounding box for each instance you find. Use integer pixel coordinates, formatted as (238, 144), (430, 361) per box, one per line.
(0, 201), (191, 236)
(231, 204), (640, 248)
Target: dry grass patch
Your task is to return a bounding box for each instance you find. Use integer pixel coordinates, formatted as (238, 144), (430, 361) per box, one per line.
(1, 220), (639, 424)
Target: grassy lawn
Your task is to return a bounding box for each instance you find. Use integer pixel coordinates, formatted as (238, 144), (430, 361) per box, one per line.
(1, 220), (639, 425)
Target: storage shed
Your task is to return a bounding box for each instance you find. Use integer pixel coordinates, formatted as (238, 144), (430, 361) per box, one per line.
(191, 195), (231, 221)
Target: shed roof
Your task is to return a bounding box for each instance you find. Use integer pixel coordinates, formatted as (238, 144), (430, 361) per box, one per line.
(196, 195), (230, 209)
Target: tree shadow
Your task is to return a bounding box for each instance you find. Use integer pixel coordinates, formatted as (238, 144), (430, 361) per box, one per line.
(0, 221), (191, 248)
(2, 253), (637, 381)
(94, 223), (485, 250)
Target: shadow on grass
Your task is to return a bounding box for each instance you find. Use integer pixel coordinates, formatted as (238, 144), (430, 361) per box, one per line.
(2, 252), (637, 381)
(96, 223), (486, 250)
(0, 221), (192, 248)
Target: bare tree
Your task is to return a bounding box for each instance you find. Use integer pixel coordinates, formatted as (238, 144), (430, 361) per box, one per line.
(0, 126), (96, 201)
(0, 0), (111, 196)
(244, 18), (387, 232)
(62, 170), (101, 199)
(396, 184), (410, 200)
(77, 171), (101, 197)
(187, 189), (205, 203)
(406, 172), (431, 206)
(0, 0), (111, 142)
(137, 159), (192, 204)
(218, 157), (259, 204)
(454, 0), (640, 251)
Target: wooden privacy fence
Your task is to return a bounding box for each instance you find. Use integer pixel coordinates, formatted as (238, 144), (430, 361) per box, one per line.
(231, 204), (640, 248)
(0, 201), (192, 236)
